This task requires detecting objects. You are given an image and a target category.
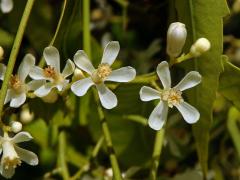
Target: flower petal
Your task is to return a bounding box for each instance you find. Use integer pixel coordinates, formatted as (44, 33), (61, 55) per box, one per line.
(43, 46), (60, 72)
(56, 80), (69, 91)
(29, 66), (46, 80)
(0, 161), (15, 179)
(157, 61), (171, 89)
(74, 50), (95, 74)
(96, 83), (117, 109)
(62, 59), (75, 78)
(17, 54), (35, 82)
(15, 146), (38, 166)
(175, 101), (200, 124)
(140, 86), (160, 101)
(0, 0), (13, 13)
(148, 101), (168, 130)
(0, 63), (6, 80)
(4, 89), (13, 105)
(10, 93), (26, 108)
(27, 80), (45, 91)
(101, 41), (120, 66)
(174, 71), (202, 91)
(34, 83), (54, 97)
(71, 77), (94, 96)
(11, 131), (33, 144)
(105, 66), (136, 82)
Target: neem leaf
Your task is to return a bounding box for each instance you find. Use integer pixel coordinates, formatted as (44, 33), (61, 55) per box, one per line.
(174, 0), (229, 176)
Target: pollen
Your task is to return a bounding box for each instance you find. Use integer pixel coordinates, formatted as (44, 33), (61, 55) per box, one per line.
(92, 63), (112, 84)
(161, 88), (183, 108)
(43, 66), (56, 78)
(3, 157), (21, 169)
(9, 75), (22, 91)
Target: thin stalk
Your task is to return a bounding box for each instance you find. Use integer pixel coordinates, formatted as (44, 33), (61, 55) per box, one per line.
(83, 0), (91, 58)
(58, 131), (70, 180)
(93, 89), (123, 180)
(38, 0), (68, 68)
(150, 129), (165, 180)
(0, 0), (35, 122)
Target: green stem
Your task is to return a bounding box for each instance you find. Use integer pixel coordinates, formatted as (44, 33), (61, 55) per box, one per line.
(58, 132), (70, 180)
(38, 0), (68, 68)
(0, 0), (35, 122)
(93, 89), (123, 180)
(150, 129), (165, 180)
(83, 0), (91, 58)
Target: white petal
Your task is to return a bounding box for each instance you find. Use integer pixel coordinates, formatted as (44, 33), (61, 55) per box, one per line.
(29, 66), (46, 80)
(174, 71), (202, 91)
(96, 83), (117, 109)
(34, 83), (54, 97)
(148, 101), (168, 130)
(71, 77), (94, 96)
(43, 46), (60, 72)
(11, 132), (33, 144)
(4, 89), (13, 105)
(0, 0), (13, 13)
(62, 59), (75, 78)
(105, 66), (136, 82)
(10, 93), (26, 108)
(140, 86), (160, 101)
(17, 54), (35, 82)
(15, 146), (38, 166)
(74, 50), (95, 74)
(101, 41), (120, 66)
(56, 79), (69, 91)
(27, 80), (45, 91)
(0, 162), (15, 179)
(0, 63), (6, 80)
(157, 61), (171, 89)
(175, 101), (200, 124)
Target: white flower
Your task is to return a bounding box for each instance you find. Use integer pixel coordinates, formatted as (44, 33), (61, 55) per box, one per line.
(167, 22), (187, 57)
(0, 131), (38, 179)
(139, 61), (201, 130)
(71, 41), (136, 109)
(0, 0), (13, 13)
(29, 46), (75, 97)
(0, 54), (45, 108)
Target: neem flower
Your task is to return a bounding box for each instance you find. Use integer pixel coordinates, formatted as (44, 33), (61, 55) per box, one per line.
(0, 131), (38, 179)
(71, 41), (136, 109)
(0, 0), (13, 13)
(29, 46), (75, 97)
(0, 54), (44, 108)
(140, 61), (201, 130)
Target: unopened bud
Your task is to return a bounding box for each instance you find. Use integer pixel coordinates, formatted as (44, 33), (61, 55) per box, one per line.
(167, 22), (187, 57)
(11, 121), (22, 133)
(0, 46), (4, 61)
(20, 108), (34, 123)
(190, 38), (211, 57)
(233, 0), (240, 13)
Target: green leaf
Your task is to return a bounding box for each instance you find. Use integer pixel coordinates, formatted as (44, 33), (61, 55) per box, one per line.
(219, 57), (240, 110)
(174, 0), (229, 176)
(227, 107), (240, 160)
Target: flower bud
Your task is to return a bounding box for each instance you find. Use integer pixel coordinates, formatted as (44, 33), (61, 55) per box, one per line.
(190, 38), (211, 57)
(20, 108), (34, 124)
(167, 22), (187, 57)
(233, 0), (240, 13)
(11, 121), (22, 133)
(0, 46), (4, 61)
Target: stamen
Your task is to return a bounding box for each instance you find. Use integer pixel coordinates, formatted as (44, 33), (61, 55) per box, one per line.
(44, 66), (56, 78)
(92, 63), (112, 84)
(9, 75), (23, 92)
(161, 88), (183, 108)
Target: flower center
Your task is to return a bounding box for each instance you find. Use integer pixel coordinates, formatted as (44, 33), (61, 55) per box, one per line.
(43, 66), (63, 84)
(91, 63), (112, 84)
(9, 75), (25, 93)
(161, 88), (183, 108)
(3, 157), (21, 169)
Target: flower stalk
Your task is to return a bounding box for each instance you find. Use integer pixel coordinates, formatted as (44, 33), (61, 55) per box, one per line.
(0, 0), (35, 122)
